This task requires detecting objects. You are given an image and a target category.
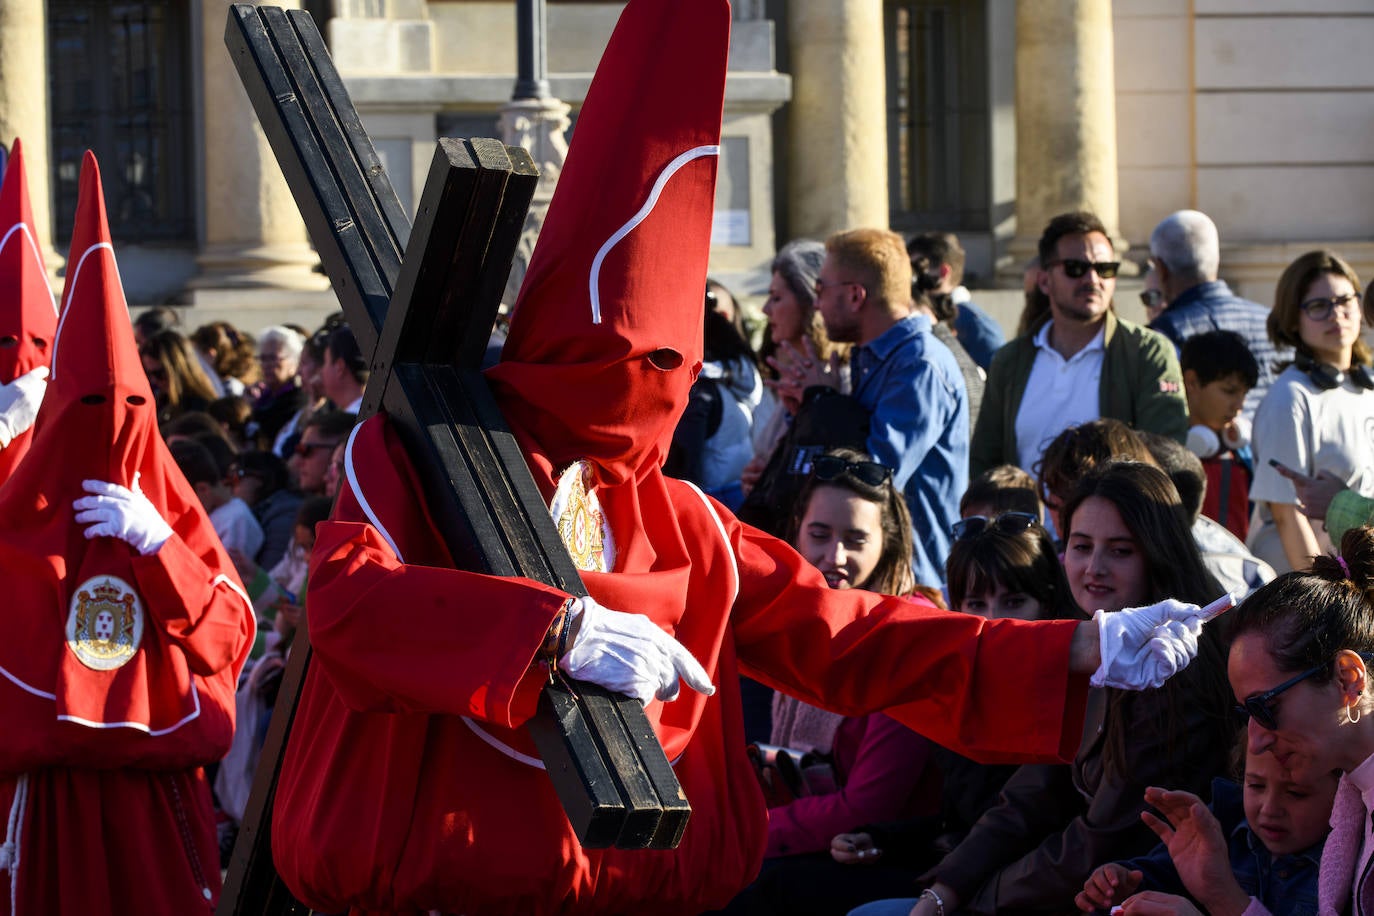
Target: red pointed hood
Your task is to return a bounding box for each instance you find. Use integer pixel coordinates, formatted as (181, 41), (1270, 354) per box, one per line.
(0, 138), (57, 383)
(0, 151), (246, 743)
(0, 138), (59, 480)
(486, 0), (730, 489)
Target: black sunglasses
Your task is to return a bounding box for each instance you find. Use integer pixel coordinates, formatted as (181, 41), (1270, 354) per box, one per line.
(1236, 651), (1374, 730)
(950, 512), (1039, 541)
(1049, 258), (1120, 280)
(809, 454), (893, 488)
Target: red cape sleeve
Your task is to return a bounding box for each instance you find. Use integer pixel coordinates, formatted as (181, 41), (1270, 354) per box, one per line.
(729, 519), (1089, 764)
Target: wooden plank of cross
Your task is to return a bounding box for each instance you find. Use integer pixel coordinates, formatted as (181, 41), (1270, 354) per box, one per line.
(217, 6), (690, 915)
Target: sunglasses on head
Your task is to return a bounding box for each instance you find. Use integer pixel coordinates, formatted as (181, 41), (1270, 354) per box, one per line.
(950, 512), (1039, 541)
(1049, 258), (1120, 280)
(1236, 651), (1374, 730)
(809, 454), (893, 488)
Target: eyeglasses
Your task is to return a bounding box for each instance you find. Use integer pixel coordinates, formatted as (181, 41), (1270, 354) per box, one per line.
(950, 512), (1040, 541)
(813, 278), (860, 297)
(1048, 259), (1121, 280)
(1299, 292), (1361, 322)
(294, 441), (336, 457)
(1237, 651), (1374, 730)
(809, 454), (893, 488)
(1139, 289), (1165, 309)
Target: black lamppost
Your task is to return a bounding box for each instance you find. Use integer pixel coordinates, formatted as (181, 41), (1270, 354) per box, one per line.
(513, 0), (549, 101)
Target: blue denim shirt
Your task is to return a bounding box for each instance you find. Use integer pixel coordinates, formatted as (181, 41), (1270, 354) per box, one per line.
(1148, 280), (1292, 421)
(953, 299), (1006, 371)
(851, 314), (969, 588)
(1117, 777), (1323, 916)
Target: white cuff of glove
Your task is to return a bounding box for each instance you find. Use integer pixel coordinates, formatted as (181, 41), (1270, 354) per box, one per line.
(559, 595), (715, 707)
(1092, 599), (1205, 691)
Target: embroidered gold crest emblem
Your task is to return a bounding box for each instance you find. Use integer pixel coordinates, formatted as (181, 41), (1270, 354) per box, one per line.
(551, 460), (615, 573)
(66, 575), (144, 671)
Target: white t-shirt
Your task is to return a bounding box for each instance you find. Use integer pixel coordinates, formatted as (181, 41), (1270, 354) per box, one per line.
(1248, 364), (1374, 572)
(210, 496), (266, 560)
(1014, 320), (1106, 477)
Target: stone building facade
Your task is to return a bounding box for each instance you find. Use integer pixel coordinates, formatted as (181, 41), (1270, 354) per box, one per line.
(4, 0), (1372, 331)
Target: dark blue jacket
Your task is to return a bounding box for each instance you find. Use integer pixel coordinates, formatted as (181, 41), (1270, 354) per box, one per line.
(1148, 280), (1292, 421)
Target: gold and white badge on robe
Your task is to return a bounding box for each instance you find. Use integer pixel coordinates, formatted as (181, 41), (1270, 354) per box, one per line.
(65, 575), (144, 670)
(551, 460), (615, 574)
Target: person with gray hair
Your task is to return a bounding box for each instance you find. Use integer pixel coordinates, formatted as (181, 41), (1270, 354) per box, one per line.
(1147, 209), (1287, 420)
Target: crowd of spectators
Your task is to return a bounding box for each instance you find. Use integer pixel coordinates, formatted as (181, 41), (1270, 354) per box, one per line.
(664, 207), (1374, 915)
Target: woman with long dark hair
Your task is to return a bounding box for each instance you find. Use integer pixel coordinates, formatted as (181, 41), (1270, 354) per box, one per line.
(858, 461), (1234, 916)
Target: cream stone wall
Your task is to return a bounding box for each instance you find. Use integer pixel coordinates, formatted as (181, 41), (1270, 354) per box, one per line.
(1112, 0), (1374, 303)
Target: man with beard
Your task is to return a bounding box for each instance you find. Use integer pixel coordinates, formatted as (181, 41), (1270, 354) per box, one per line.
(782, 228), (969, 588)
(970, 211), (1188, 481)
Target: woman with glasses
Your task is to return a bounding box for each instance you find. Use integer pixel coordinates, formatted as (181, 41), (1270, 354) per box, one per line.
(859, 461), (1234, 916)
(718, 448), (942, 915)
(1226, 525), (1374, 912)
(947, 511), (1079, 622)
(1249, 250), (1374, 574)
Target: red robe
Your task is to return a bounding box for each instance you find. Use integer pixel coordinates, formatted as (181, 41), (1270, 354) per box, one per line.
(272, 416), (1089, 915)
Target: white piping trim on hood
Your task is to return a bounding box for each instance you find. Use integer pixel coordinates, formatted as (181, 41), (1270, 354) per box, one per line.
(587, 144), (719, 324)
(50, 241), (125, 383)
(0, 222), (57, 316)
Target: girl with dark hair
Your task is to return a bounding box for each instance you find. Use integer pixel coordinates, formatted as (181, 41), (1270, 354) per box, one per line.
(1225, 526), (1374, 911)
(1250, 249), (1374, 574)
(859, 461), (1234, 916)
(719, 448), (940, 916)
(946, 512), (1079, 621)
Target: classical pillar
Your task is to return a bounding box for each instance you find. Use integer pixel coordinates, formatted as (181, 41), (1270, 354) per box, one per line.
(1010, 0), (1121, 259)
(0, 0), (61, 273)
(785, 0), (888, 239)
(186, 0), (328, 295)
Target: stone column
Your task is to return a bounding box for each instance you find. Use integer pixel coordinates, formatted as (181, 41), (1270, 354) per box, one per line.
(0, 0), (61, 273)
(1010, 0), (1121, 260)
(785, 0), (888, 240)
(186, 0), (328, 295)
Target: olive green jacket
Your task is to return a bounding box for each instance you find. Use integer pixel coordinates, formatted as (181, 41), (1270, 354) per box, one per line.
(970, 311), (1188, 478)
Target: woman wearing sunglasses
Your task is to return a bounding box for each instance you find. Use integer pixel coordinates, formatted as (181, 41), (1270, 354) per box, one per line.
(719, 448), (942, 915)
(858, 462), (1234, 916)
(1249, 250), (1374, 574)
(1226, 525), (1374, 912)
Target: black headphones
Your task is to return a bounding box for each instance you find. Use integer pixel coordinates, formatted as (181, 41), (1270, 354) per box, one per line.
(1295, 351), (1374, 392)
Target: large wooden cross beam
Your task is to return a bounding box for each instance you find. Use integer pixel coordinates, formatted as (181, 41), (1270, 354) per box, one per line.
(217, 6), (688, 914)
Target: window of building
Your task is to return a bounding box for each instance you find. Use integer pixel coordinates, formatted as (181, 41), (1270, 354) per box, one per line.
(49, 1), (195, 244)
(884, 0), (991, 233)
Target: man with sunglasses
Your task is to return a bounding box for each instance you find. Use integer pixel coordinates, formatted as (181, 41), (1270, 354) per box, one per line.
(971, 210), (1188, 480)
(1147, 209), (1288, 423)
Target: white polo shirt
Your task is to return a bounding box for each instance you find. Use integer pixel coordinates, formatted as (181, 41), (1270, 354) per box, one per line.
(1014, 320), (1106, 476)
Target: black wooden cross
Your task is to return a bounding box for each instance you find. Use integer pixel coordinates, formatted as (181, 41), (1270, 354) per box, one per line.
(218, 6), (689, 914)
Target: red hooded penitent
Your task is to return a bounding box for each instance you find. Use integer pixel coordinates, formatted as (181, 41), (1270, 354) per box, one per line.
(0, 137), (59, 481)
(0, 152), (255, 916)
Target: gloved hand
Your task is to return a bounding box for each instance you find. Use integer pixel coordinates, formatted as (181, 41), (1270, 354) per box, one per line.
(560, 595), (716, 706)
(0, 366), (48, 448)
(73, 478), (173, 556)
(1092, 599), (1206, 690)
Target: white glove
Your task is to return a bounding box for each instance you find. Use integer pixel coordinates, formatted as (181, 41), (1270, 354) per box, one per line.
(1092, 599), (1206, 690)
(73, 478), (173, 556)
(559, 595), (716, 707)
(0, 366), (48, 448)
